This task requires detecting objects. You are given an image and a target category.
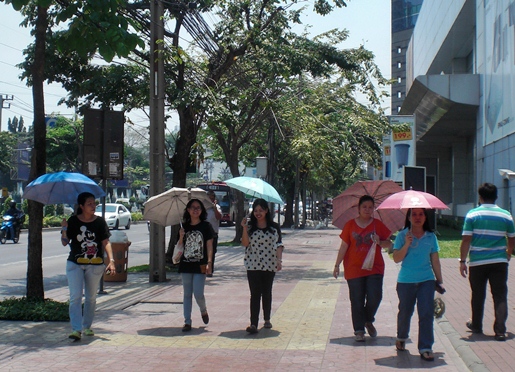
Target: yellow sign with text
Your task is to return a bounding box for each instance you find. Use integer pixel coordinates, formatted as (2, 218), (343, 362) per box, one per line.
(384, 146), (391, 156)
(393, 129), (413, 141)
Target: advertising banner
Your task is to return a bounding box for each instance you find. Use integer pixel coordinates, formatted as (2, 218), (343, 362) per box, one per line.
(483, 0), (515, 144)
(383, 115), (416, 183)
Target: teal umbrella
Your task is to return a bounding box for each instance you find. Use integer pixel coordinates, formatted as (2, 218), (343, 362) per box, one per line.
(225, 176), (283, 205)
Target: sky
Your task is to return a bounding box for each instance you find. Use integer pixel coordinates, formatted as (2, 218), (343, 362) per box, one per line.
(0, 0), (391, 133)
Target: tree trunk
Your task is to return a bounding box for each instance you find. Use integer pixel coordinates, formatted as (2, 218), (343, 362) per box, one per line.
(165, 108), (197, 259)
(282, 184), (296, 228)
(226, 154), (245, 243)
(26, 5), (48, 300)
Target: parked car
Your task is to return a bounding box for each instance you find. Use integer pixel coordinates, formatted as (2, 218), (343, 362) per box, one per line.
(63, 204), (75, 215)
(95, 203), (131, 230)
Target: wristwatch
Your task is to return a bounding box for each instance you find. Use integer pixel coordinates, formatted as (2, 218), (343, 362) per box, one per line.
(459, 259), (466, 263)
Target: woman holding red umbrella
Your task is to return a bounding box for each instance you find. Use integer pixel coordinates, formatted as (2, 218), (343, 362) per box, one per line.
(333, 195), (392, 342)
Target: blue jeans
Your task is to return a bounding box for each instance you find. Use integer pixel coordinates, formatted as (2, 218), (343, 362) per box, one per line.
(469, 263), (508, 334)
(66, 261), (105, 332)
(347, 274), (383, 334)
(181, 273), (207, 325)
(396, 280), (435, 353)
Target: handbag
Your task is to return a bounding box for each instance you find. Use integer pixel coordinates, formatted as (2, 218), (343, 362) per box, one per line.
(361, 242), (377, 270)
(172, 244), (183, 264)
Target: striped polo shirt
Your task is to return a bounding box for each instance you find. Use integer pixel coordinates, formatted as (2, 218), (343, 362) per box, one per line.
(462, 204), (515, 266)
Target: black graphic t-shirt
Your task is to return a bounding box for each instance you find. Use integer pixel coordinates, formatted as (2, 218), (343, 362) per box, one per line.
(178, 220), (214, 274)
(65, 215), (111, 265)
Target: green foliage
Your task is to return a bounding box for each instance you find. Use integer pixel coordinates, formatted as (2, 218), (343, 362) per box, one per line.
(127, 264), (177, 273)
(46, 116), (83, 172)
(12, 0), (144, 62)
(130, 212), (144, 222)
(0, 297), (69, 321)
(43, 215), (63, 227)
(55, 204), (64, 215)
(0, 132), (18, 175)
(44, 204), (56, 216)
(435, 221), (463, 258)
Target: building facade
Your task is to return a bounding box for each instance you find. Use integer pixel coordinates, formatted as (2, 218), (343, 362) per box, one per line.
(399, 0), (515, 217)
(391, 0), (424, 114)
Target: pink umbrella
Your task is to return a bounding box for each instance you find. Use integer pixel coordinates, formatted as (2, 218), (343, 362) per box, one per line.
(332, 180), (406, 233)
(376, 189), (448, 210)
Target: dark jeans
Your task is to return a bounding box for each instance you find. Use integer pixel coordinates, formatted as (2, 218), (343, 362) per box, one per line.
(469, 263), (508, 334)
(347, 274), (383, 334)
(247, 270), (276, 327)
(396, 280), (435, 353)
(211, 233), (218, 273)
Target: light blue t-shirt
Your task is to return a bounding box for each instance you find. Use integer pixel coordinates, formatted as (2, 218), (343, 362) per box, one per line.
(393, 228), (439, 283)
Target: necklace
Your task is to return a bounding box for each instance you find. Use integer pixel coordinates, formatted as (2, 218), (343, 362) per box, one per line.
(355, 217), (373, 229)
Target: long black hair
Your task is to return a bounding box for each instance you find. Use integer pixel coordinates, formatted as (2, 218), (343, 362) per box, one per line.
(76, 192), (95, 215)
(182, 198), (208, 224)
(404, 208), (433, 232)
(248, 198), (279, 235)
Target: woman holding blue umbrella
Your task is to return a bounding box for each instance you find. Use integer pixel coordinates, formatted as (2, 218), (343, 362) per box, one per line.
(61, 192), (116, 340)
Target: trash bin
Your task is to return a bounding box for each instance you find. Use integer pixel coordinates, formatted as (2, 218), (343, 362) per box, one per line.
(104, 231), (131, 282)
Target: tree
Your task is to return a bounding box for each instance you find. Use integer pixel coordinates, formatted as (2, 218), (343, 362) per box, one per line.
(0, 132), (18, 175)
(201, 23), (389, 232)
(7, 116), (27, 133)
(7, 0), (145, 300)
(46, 116), (83, 172)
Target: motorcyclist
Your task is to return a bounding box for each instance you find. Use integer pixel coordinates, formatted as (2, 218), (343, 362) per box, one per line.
(4, 201), (23, 239)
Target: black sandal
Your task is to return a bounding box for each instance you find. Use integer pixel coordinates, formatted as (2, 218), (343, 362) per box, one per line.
(420, 351), (434, 361)
(395, 340), (405, 351)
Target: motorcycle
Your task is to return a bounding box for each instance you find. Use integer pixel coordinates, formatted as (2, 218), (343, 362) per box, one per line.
(0, 214), (24, 244)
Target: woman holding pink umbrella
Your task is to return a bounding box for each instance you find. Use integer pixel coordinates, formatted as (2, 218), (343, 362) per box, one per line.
(392, 208), (444, 362)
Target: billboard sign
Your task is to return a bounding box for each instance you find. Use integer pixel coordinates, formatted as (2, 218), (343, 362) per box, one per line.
(383, 115), (416, 182)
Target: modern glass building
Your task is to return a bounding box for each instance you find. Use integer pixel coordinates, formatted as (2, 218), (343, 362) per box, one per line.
(398, 0), (515, 217)
(391, 0), (424, 114)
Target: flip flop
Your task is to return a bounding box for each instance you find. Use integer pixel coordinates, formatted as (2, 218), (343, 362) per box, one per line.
(420, 351), (434, 361)
(395, 340), (405, 351)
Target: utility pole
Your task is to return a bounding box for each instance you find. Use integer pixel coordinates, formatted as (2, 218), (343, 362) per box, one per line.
(149, 0), (166, 282)
(0, 95), (14, 132)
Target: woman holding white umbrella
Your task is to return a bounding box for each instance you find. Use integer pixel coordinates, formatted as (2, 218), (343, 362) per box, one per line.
(175, 199), (214, 332)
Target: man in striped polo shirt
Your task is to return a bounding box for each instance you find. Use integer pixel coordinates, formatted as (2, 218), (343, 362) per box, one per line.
(459, 183), (515, 341)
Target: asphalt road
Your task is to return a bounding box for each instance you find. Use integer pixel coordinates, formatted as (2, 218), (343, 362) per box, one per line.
(0, 223), (236, 299)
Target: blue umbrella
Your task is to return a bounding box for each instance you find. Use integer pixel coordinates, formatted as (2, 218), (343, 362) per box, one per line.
(23, 172), (105, 205)
(225, 176), (283, 205)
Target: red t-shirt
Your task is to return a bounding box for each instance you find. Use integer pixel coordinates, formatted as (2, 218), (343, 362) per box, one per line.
(339, 218), (391, 280)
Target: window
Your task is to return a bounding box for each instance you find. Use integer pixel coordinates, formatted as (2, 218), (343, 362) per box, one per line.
(397, 91), (402, 98)
(397, 62), (402, 68)
(398, 47), (402, 54)
(397, 106), (401, 113)
(398, 77), (402, 83)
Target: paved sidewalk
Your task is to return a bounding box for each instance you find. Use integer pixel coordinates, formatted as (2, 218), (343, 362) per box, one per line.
(0, 227), (513, 371)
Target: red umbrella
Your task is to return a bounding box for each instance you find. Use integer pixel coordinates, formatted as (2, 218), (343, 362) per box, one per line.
(332, 180), (406, 233)
(376, 189), (448, 210)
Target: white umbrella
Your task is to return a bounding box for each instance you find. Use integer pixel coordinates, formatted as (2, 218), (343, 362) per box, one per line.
(143, 187), (213, 227)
